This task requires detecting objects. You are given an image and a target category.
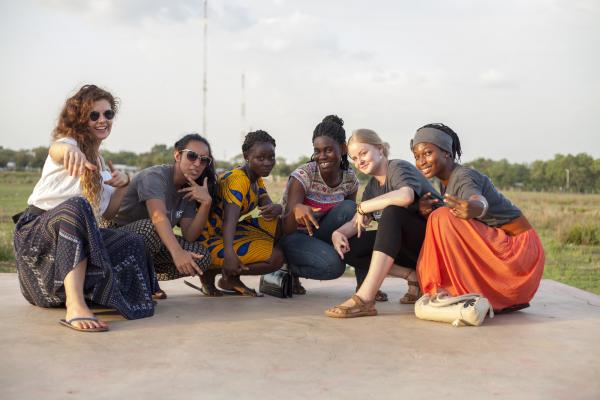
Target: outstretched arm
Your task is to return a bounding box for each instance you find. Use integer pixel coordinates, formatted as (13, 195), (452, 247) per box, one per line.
(49, 141), (97, 177)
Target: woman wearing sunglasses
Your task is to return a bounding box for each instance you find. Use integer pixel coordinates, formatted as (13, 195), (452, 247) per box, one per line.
(192, 130), (285, 296)
(13, 84), (157, 332)
(107, 133), (214, 296)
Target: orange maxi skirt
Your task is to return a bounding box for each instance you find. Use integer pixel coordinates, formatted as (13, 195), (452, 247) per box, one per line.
(417, 207), (545, 311)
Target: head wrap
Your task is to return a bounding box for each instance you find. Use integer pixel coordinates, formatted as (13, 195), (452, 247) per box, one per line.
(410, 127), (453, 155)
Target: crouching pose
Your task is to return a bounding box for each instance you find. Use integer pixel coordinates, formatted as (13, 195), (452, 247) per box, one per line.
(194, 130), (285, 296)
(279, 115), (364, 295)
(412, 124), (544, 312)
(325, 129), (439, 318)
(13, 85), (157, 332)
(107, 134), (214, 298)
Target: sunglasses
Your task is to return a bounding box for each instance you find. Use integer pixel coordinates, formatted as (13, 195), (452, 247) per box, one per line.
(180, 149), (212, 166)
(90, 110), (115, 122)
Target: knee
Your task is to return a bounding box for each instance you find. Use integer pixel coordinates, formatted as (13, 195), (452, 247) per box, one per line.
(330, 199), (357, 223)
(381, 205), (409, 219)
(429, 207), (452, 225)
(67, 196), (93, 212)
(320, 252), (346, 280)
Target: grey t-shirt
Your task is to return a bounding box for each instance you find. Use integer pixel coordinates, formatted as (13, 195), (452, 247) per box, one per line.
(445, 165), (521, 227)
(362, 159), (439, 220)
(112, 164), (197, 227)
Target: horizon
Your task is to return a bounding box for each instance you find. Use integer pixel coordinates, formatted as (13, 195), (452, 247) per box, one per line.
(1, 0), (599, 164)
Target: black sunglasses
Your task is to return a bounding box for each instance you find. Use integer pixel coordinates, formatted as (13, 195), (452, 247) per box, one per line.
(90, 110), (115, 121)
(180, 149), (212, 166)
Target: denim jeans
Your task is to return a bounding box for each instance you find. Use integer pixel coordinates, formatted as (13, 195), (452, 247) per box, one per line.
(279, 199), (356, 280)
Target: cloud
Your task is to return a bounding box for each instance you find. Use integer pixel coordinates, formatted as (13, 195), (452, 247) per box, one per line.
(478, 68), (518, 89)
(37, 0), (256, 29)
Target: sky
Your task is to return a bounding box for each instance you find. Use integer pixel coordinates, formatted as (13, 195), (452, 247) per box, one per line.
(1, 0), (599, 163)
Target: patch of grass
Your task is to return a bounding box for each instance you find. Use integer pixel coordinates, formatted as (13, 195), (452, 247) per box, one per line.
(559, 223), (600, 246)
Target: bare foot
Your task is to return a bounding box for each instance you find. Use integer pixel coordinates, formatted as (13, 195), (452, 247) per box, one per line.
(65, 302), (108, 331)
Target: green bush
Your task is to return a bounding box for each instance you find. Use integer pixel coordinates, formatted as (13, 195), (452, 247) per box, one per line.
(559, 223), (600, 246)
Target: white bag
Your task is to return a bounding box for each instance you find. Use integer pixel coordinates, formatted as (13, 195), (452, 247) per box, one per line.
(414, 292), (494, 327)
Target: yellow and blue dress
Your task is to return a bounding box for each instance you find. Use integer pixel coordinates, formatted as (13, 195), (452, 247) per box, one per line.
(198, 168), (278, 266)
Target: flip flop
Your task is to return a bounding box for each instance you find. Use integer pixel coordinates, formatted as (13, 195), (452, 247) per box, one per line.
(152, 289), (168, 300)
(217, 278), (263, 297)
(184, 280), (223, 297)
(59, 317), (109, 332)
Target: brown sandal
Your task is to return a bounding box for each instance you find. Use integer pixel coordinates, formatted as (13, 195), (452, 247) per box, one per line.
(325, 294), (378, 318)
(152, 289), (167, 300)
(399, 280), (421, 304)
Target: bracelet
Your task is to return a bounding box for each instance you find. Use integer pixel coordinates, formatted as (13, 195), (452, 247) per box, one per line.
(356, 203), (366, 215)
(475, 198), (488, 219)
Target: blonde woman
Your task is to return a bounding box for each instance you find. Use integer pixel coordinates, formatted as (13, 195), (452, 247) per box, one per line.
(325, 129), (440, 318)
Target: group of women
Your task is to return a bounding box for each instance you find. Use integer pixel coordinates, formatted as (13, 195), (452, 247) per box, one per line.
(13, 84), (545, 332)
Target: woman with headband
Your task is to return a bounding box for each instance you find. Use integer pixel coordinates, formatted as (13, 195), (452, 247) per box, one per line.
(412, 123), (544, 312)
(325, 128), (439, 318)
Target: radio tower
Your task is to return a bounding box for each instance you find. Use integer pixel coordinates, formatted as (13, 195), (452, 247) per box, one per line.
(202, 0), (208, 136)
(240, 73), (246, 144)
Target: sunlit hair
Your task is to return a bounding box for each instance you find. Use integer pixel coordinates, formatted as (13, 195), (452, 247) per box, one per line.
(52, 84), (118, 212)
(348, 128), (390, 158)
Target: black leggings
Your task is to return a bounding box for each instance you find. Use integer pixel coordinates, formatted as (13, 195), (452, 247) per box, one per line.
(344, 205), (427, 287)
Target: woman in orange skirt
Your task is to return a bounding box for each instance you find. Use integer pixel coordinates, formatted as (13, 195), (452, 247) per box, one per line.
(411, 124), (544, 312)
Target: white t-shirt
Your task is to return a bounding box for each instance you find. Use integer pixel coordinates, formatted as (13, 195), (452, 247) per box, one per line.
(28, 137), (115, 214)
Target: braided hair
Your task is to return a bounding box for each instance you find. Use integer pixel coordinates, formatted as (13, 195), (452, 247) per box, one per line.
(242, 130), (276, 155)
(312, 114), (349, 170)
(174, 133), (218, 210)
(418, 123), (462, 161)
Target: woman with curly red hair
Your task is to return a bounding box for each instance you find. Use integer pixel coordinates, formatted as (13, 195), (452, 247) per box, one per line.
(13, 84), (157, 332)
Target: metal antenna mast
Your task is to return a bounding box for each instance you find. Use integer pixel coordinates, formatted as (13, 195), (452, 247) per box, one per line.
(241, 73), (246, 144)
(202, 0), (208, 136)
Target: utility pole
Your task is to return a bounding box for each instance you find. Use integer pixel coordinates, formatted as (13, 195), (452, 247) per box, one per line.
(565, 168), (570, 191)
(241, 73), (246, 145)
(202, 0), (208, 136)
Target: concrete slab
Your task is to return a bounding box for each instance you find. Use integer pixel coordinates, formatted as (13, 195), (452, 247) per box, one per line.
(0, 273), (599, 400)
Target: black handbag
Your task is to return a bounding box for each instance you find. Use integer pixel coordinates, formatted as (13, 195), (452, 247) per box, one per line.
(259, 268), (293, 298)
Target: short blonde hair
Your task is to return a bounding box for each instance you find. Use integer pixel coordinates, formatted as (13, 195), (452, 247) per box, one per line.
(348, 129), (390, 158)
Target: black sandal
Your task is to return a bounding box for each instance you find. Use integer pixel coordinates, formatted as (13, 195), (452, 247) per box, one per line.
(292, 275), (307, 295)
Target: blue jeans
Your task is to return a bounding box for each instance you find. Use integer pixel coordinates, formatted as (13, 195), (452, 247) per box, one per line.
(279, 200), (356, 280)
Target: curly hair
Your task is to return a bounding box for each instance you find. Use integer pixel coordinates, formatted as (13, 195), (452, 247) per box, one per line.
(242, 130), (276, 155)
(417, 123), (462, 161)
(312, 115), (350, 170)
(52, 84), (118, 212)
(174, 133), (218, 212)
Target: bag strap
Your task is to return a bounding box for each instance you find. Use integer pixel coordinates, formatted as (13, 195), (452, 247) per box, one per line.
(429, 293), (482, 308)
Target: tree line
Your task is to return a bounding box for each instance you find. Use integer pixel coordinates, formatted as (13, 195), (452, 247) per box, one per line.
(1, 145), (598, 192)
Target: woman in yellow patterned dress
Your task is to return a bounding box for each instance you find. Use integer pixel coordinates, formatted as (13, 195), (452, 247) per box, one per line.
(196, 130), (285, 296)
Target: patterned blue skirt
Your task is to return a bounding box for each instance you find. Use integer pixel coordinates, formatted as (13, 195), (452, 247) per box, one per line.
(13, 197), (157, 320)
